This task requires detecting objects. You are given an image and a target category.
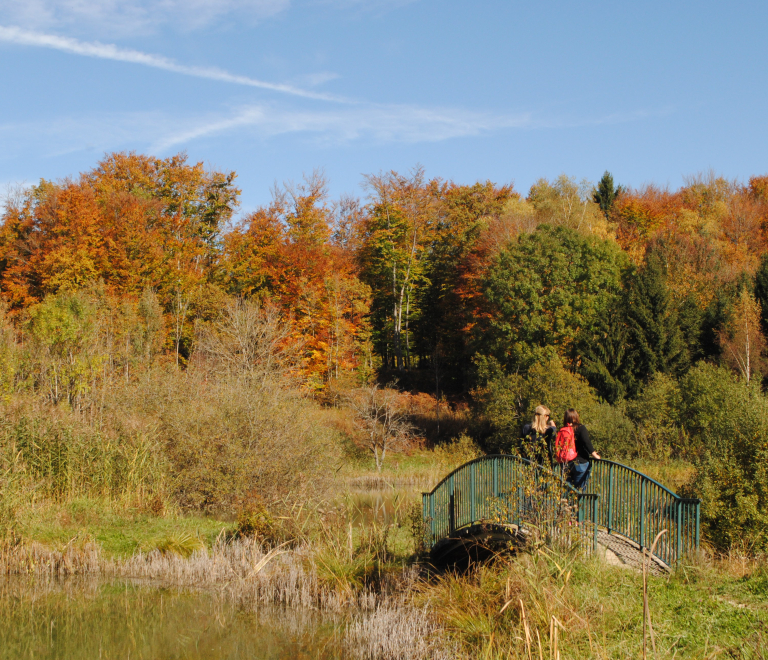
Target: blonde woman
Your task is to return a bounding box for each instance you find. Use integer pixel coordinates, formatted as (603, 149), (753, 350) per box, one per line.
(520, 405), (557, 465)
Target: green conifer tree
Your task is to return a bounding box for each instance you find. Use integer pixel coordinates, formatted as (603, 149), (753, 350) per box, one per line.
(753, 253), (768, 335)
(592, 171), (623, 218)
(578, 306), (633, 403)
(624, 253), (689, 383)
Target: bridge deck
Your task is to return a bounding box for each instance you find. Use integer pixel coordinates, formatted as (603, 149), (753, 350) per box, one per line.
(597, 530), (667, 576)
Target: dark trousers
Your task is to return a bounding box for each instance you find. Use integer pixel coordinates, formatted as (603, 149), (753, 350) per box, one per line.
(566, 460), (591, 491)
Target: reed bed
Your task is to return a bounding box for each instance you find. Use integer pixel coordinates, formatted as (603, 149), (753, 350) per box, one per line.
(0, 536), (458, 660)
(0, 536), (417, 612)
(347, 474), (434, 489)
(345, 599), (459, 660)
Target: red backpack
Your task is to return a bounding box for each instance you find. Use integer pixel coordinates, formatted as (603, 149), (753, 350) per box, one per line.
(555, 424), (578, 464)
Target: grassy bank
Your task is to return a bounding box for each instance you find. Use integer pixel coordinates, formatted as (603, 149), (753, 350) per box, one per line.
(344, 433), (484, 489)
(421, 549), (768, 659)
(10, 498), (230, 558)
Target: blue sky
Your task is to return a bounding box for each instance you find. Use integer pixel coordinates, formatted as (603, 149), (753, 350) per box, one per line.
(0, 0), (766, 215)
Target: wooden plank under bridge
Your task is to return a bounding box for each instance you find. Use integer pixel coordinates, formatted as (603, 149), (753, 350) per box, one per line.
(422, 455), (700, 570)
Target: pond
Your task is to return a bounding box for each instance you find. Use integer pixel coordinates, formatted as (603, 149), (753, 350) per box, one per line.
(349, 485), (422, 528)
(0, 578), (344, 660)
(0, 486), (445, 660)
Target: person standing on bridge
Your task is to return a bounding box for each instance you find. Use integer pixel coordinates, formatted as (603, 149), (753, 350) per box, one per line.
(520, 405), (557, 465)
(559, 408), (600, 491)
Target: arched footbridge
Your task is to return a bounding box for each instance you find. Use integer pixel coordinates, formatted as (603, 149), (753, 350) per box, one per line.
(422, 455), (700, 571)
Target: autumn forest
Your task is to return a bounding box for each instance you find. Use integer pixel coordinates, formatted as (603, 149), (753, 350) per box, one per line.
(1, 151), (768, 554)
(4, 154), (768, 392)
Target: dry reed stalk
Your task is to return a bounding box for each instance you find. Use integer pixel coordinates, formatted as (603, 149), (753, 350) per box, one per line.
(549, 616), (554, 660)
(483, 632), (494, 660)
(536, 629), (544, 660)
(521, 599), (533, 660)
(550, 616), (565, 660)
(343, 598), (458, 660)
(643, 530), (666, 660)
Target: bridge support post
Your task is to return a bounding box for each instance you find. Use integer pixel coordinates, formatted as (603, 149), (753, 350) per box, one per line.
(608, 463), (614, 534)
(674, 499), (681, 564)
(470, 464), (476, 523)
(449, 473), (455, 535)
(593, 495), (598, 553)
(429, 494), (435, 546)
(640, 479), (646, 550)
(695, 500), (700, 550)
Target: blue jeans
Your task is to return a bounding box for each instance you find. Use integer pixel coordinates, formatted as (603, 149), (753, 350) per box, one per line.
(567, 460), (591, 491)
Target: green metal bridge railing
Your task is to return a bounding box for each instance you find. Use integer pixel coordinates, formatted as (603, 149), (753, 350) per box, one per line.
(422, 454), (599, 555)
(575, 459), (700, 567)
(422, 455), (700, 567)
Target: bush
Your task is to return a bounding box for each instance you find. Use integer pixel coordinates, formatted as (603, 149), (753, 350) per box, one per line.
(624, 372), (684, 459)
(679, 363), (768, 551)
(111, 364), (342, 514)
(433, 433), (483, 471)
(474, 357), (633, 457)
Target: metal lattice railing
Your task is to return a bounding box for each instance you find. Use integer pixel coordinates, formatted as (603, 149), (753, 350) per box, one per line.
(579, 460), (700, 566)
(422, 455), (599, 555)
(422, 456), (700, 567)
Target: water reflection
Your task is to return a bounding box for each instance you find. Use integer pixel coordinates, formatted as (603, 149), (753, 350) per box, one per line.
(349, 486), (421, 528)
(0, 578), (344, 660)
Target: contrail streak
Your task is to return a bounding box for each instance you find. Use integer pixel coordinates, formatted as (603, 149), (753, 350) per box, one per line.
(0, 25), (348, 103)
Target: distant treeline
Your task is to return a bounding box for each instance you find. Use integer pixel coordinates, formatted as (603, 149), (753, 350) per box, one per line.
(2, 155), (767, 397)
(2, 154), (768, 549)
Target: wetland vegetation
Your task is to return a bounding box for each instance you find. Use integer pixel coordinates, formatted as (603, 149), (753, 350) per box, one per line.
(0, 157), (767, 656)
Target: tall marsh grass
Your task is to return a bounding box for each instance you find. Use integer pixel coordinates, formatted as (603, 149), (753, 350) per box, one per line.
(0, 405), (166, 502)
(0, 295), (343, 542)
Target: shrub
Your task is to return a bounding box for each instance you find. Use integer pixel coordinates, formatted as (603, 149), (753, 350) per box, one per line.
(474, 357), (633, 457)
(120, 366), (341, 514)
(433, 433), (483, 470)
(624, 372), (684, 459)
(680, 363), (768, 551)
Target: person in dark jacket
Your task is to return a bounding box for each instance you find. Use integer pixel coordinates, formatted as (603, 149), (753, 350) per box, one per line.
(520, 405), (557, 465)
(563, 408), (600, 491)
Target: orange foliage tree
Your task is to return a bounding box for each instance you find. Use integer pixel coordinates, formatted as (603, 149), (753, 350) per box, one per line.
(221, 172), (370, 388)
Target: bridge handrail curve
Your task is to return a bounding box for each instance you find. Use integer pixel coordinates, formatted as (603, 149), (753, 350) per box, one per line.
(422, 454), (600, 558)
(424, 453), (581, 497)
(575, 459), (679, 498)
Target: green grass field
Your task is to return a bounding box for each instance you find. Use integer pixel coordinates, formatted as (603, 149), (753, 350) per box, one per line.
(15, 498), (232, 557)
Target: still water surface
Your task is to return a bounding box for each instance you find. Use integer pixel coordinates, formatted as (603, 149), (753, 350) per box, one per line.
(0, 487), (420, 659)
(0, 578), (343, 659)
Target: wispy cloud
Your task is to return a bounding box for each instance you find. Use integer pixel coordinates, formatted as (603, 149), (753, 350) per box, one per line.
(151, 103), (669, 153)
(0, 101), (663, 164)
(309, 0), (419, 11)
(151, 103), (536, 151)
(0, 25), (346, 102)
(0, 0), (289, 36)
(0, 104), (535, 162)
